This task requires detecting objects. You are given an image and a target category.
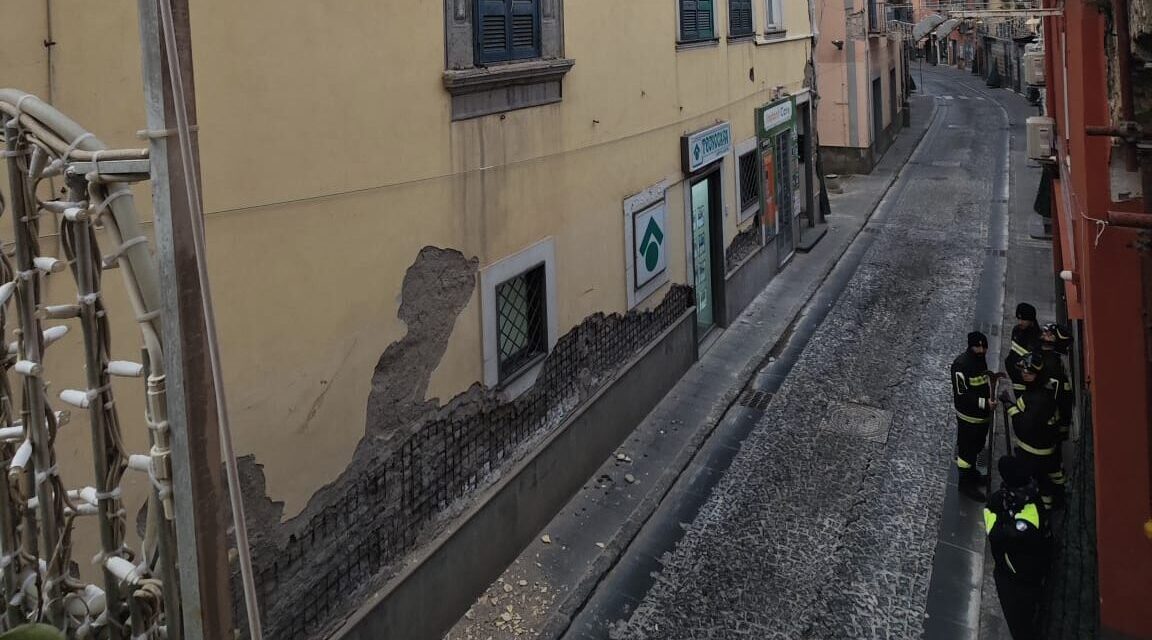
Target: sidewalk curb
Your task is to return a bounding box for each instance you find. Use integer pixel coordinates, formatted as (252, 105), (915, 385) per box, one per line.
(538, 97), (943, 640)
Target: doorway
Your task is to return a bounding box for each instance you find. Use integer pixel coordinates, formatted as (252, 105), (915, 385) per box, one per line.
(772, 130), (796, 266)
(871, 76), (884, 146)
(689, 169), (725, 335)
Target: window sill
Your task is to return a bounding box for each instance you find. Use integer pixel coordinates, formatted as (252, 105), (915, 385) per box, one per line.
(755, 29), (790, 44)
(443, 58), (575, 121)
(676, 38), (721, 51)
(497, 354), (547, 400)
(727, 34), (756, 44)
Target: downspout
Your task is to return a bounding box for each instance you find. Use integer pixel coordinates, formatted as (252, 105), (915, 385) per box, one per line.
(43, 0), (55, 104)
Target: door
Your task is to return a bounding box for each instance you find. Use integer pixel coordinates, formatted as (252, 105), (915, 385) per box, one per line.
(691, 177), (715, 332)
(797, 106), (811, 227)
(871, 77), (884, 145)
(773, 130), (795, 266)
(889, 68), (898, 127)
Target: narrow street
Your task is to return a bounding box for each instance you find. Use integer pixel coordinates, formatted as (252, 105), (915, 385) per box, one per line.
(555, 67), (1044, 640)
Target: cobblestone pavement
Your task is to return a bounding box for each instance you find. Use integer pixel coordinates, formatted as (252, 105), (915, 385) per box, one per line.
(577, 74), (1012, 640)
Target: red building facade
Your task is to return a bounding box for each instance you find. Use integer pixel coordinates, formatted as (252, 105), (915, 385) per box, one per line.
(1042, 0), (1152, 635)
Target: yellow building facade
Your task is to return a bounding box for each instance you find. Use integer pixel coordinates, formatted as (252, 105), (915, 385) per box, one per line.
(4, 0), (817, 635)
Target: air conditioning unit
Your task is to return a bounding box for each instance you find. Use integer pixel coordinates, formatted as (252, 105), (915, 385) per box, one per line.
(1023, 51), (1045, 85)
(1027, 116), (1055, 161)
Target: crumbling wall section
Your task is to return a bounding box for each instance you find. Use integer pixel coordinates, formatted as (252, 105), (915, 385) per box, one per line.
(232, 245), (694, 640)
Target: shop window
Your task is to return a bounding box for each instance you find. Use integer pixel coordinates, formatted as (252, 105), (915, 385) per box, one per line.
(729, 0), (754, 37)
(680, 0), (716, 42)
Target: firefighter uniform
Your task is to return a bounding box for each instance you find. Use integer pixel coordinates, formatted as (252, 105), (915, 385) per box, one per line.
(951, 332), (994, 487)
(1040, 323), (1074, 440)
(1005, 303), (1041, 394)
(1008, 353), (1063, 509)
(985, 455), (1051, 640)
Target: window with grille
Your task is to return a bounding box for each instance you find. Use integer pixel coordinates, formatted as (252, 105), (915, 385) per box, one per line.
(476, 0), (541, 64)
(495, 264), (548, 382)
(738, 150), (761, 216)
(680, 0), (715, 42)
(729, 0), (754, 37)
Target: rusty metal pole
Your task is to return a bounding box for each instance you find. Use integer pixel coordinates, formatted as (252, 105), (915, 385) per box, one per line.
(134, 0), (233, 638)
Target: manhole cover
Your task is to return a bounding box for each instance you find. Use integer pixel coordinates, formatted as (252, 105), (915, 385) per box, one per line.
(818, 401), (893, 443)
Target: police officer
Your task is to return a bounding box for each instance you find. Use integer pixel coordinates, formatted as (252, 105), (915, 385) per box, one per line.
(985, 455), (1051, 640)
(1039, 322), (1074, 441)
(1005, 352), (1062, 509)
(951, 331), (995, 499)
(1005, 303), (1041, 394)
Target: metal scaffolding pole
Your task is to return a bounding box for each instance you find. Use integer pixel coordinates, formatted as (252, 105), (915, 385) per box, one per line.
(134, 0), (234, 637)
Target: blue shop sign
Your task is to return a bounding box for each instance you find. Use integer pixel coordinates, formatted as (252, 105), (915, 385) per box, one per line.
(681, 122), (732, 174)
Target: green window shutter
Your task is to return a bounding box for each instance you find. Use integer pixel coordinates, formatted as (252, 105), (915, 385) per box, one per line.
(680, 0), (699, 41)
(696, 0), (715, 39)
(477, 0), (511, 63)
(476, 0), (541, 64)
(729, 0), (753, 36)
(510, 0), (541, 60)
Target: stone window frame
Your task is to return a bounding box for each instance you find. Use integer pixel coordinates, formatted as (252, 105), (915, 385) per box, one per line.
(443, 0), (574, 121)
(480, 237), (559, 399)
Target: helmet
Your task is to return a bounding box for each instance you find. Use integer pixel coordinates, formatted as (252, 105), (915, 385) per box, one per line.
(1042, 322), (1071, 341)
(1015, 351), (1044, 374)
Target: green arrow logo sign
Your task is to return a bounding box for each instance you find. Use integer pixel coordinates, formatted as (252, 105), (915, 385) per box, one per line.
(639, 217), (664, 272)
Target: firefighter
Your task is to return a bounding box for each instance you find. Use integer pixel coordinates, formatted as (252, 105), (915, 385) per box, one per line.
(1005, 303), (1041, 394)
(951, 331), (995, 500)
(985, 455), (1051, 640)
(1039, 322), (1074, 441)
(1004, 352), (1062, 510)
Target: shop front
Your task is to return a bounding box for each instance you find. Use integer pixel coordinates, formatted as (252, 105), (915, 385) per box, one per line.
(681, 122), (731, 337)
(756, 96), (800, 268)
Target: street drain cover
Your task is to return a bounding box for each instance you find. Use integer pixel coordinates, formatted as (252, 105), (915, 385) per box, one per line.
(818, 401), (893, 444)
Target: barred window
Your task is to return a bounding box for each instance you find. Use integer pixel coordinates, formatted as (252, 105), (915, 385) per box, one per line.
(496, 264), (548, 382)
(738, 150), (761, 215)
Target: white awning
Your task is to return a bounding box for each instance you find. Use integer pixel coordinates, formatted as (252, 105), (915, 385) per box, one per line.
(912, 14), (946, 41)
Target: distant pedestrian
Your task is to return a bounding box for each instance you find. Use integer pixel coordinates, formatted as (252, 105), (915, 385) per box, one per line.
(1005, 303), (1041, 393)
(1004, 352), (1062, 510)
(985, 455), (1051, 640)
(952, 331), (995, 500)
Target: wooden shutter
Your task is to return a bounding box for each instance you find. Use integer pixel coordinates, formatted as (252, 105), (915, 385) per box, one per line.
(680, 0), (698, 41)
(477, 0), (511, 63)
(476, 0), (540, 64)
(696, 0), (714, 39)
(729, 0), (753, 36)
(510, 0), (540, 60)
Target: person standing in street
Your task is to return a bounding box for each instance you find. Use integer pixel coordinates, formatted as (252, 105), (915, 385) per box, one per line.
(1006, 303), (1041, 394)
(1004, 353), (1062, 509)
(1039, 322), (1074, 441)
(985, 455), (1052, 640)
(952, 331), (995, 500)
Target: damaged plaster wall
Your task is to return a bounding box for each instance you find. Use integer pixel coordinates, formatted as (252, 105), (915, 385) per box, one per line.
(230, 243), (693, 640)
(233, 246), (481, 629)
